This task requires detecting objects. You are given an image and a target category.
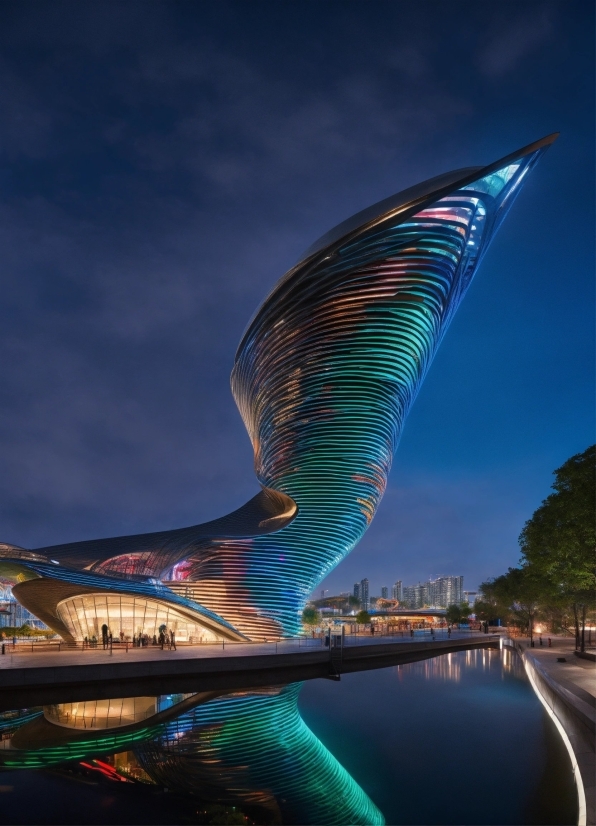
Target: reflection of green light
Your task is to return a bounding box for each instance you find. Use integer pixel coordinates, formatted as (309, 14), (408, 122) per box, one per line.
(137, 684), (384, 825)
(1, 724), (163, 769)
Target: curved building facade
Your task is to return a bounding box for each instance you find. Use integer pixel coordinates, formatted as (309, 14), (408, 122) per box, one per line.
(0, 135), (556, 641)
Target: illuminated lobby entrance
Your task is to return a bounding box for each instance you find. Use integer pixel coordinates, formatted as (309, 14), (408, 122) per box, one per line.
(56, 594), (224, 643)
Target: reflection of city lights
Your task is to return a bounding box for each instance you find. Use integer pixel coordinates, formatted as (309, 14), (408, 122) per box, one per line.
(392, 647), (527, 685)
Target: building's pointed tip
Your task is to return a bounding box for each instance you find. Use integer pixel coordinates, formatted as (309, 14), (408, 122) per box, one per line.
(525, 131), (559, 151)
(472, 132), (559, 186)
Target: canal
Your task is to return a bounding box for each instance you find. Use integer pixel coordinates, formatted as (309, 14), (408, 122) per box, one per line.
(0, 648), (577, 825)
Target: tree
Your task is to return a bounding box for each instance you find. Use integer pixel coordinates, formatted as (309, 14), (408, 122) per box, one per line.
(302, 606), (320, 627)
(493, 567), (550, 645)
(519, 445), (595, 651)
(475, 578), (511, 625)
(355, 610), (370, 624)
(18, 623), (34, 637)
(445, 602), (472, 627)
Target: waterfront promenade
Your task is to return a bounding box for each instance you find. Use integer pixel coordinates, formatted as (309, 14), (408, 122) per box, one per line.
(0, 631), (498, 710)
(506, 636), (595, 826)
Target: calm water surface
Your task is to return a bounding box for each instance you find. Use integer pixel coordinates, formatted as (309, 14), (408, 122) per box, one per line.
(0, 649), (577, 825)
(299, 648), (577, 825)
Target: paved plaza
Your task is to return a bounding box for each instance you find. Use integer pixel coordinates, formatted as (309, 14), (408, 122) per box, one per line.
(518, 635), (595, 702)
(0, 629), (484, 671)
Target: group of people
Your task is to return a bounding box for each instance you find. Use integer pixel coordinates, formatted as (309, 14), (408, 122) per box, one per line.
(86, 624), (177, 650)
(158, 628), (177, 650)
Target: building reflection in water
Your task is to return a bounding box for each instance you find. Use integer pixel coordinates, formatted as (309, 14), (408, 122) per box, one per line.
(44, 697), (158, 730)
(0, 684), (383, 826)
(394, 647), (524, 685)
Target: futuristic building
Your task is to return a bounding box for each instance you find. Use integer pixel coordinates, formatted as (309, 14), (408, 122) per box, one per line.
(0, 134), (557, 642)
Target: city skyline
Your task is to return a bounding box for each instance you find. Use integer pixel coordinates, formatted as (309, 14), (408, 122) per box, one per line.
(322, 574), (466, 607)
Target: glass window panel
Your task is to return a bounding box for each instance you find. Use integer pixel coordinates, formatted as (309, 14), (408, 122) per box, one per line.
(57, 593), (225, 644)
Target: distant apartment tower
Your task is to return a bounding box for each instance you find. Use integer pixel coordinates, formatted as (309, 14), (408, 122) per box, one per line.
(400, 576), (465, 608)
(413, 582), (430, 608)
(353, 582), (361, 601)
(402, 585), (415, 608)
(360, 578), (370, 610)
(381, 586), (388, 600)
(432, 576), (464, 607)
(392, 580), (403, 602)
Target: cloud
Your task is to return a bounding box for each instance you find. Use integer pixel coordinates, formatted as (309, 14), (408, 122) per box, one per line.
(387, 45), (431, 80)
(0, 61), (54, 159)
(477, 8), (554, 78)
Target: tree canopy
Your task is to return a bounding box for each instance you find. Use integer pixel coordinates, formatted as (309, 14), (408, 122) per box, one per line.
(302, 606), (320, 626)
(520, 445), (595, 648)
(479, 445), (595, 649)
(519, 445), (595, 600)
(445, 602), (472, 626)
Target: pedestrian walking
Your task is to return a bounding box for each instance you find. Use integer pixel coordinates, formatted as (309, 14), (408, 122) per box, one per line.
(170, 629), (176, 651)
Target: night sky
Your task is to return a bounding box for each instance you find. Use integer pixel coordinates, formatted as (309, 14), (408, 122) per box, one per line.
(1, 2), (593, 598)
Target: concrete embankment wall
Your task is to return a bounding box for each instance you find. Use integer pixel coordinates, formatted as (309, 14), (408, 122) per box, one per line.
(504, 638), (594, 826)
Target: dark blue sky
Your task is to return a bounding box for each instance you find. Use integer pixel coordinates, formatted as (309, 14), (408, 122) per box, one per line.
(1, 1), (593, 596)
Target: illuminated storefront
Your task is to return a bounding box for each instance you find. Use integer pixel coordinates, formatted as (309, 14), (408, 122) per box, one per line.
(56, 594), (223, 643)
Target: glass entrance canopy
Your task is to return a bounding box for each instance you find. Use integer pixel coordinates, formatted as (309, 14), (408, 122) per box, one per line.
(57, 593), (224, 643)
